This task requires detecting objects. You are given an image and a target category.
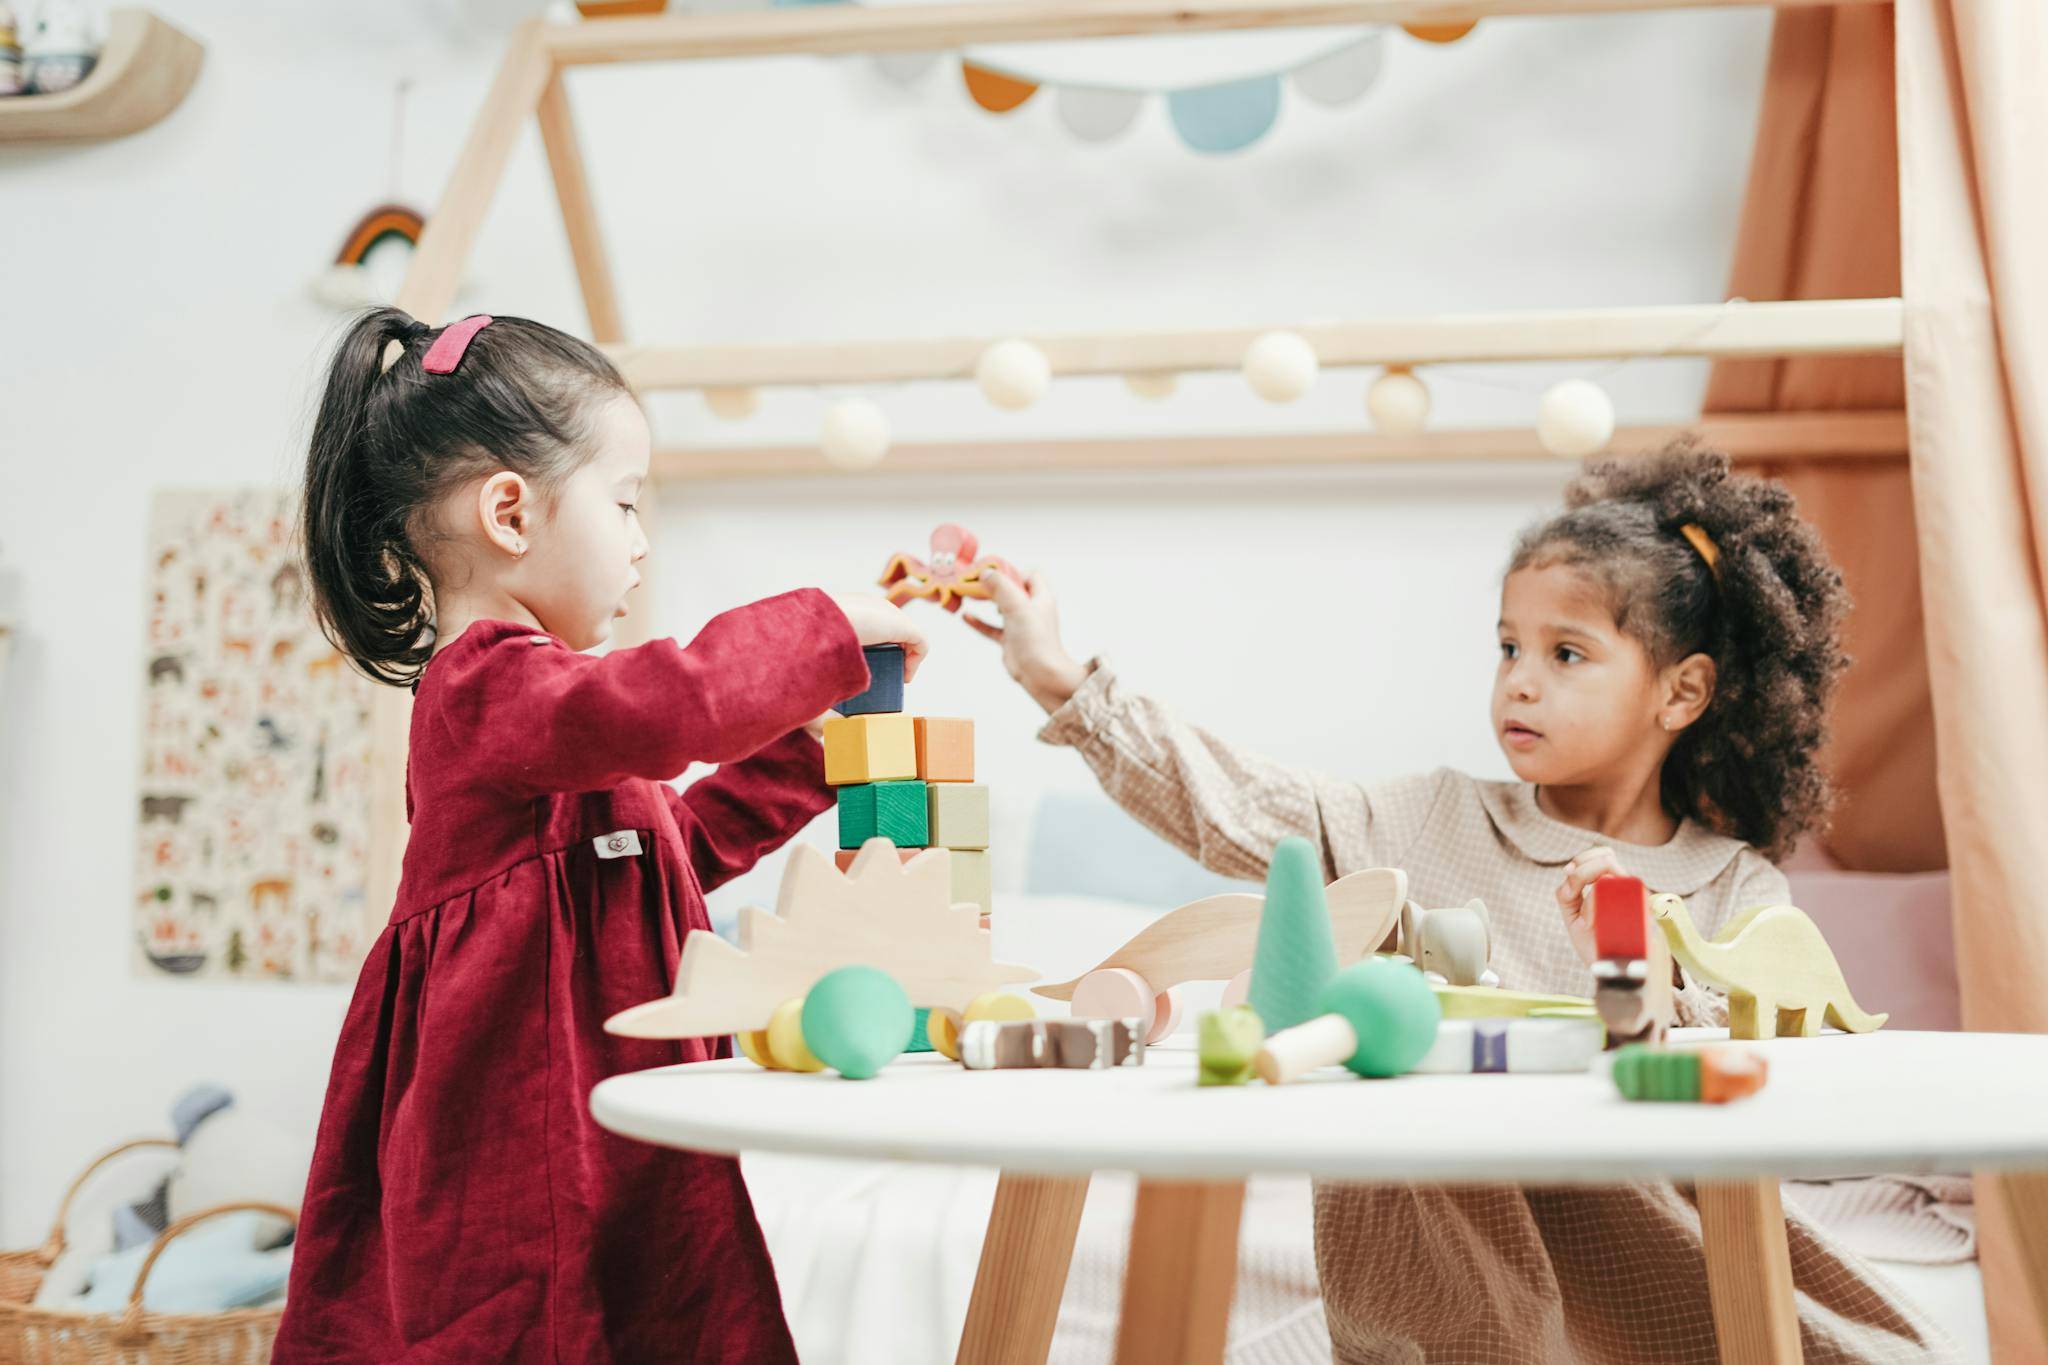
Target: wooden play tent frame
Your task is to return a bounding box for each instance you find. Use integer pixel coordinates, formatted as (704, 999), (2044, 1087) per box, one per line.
(378, 3), (1944, 1362)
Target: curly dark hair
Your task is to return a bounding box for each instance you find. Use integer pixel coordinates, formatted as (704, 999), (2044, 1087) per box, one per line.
(1507, 441), (1851, 860)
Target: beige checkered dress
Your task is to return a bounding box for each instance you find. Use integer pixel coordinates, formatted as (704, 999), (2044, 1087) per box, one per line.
(1039, 662), (1957, 1364)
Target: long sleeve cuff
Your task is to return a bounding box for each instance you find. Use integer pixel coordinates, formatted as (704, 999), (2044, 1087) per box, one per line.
(1036, 656), (1115, 748)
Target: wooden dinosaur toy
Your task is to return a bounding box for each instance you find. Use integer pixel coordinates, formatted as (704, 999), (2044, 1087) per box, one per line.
(1650, 893), (1888, 1040)
(1031, 867), (1407, 1042)
(606, 840), (1037, 1040)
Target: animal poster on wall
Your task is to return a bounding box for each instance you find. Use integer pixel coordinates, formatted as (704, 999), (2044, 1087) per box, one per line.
(132, 489), (374, 983)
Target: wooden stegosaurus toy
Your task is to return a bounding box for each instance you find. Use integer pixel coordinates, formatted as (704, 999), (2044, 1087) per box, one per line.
(1650, 893), (1887, 1040)
(606, 840), (1037, 1040)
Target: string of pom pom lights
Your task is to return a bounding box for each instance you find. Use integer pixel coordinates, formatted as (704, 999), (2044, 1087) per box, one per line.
(682, 299), (1795, 468)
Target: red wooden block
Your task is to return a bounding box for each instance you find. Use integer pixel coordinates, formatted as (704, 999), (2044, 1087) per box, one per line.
(1592, 875), (1648, 958)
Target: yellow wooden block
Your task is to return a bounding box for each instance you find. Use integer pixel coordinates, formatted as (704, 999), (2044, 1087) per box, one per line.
(823, 714), (916, 786)
(949, 848), (992, 914)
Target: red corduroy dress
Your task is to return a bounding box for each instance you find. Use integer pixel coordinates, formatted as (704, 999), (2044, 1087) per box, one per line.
(273, 589), (867, 1363)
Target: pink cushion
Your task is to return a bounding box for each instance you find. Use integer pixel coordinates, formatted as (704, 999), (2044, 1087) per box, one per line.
(1782, 866), (1961, 1031)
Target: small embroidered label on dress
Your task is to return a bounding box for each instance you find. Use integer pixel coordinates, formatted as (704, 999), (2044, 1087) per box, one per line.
(594, 830), (643, 859)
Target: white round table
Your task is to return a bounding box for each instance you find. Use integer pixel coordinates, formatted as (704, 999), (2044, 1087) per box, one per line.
(592, 1031), (2048, 1365)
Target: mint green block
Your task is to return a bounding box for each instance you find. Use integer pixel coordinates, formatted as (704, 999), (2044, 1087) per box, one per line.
(1247, 836), (1340, 1035)
(837, 780), (929, 849)
(906, 1007), (933, 1054)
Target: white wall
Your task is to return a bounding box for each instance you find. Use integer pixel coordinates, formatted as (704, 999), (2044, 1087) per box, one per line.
(0, 0), (1767, 1240)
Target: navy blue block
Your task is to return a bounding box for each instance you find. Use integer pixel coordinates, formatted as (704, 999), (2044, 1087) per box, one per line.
(839, 644), (905, 716)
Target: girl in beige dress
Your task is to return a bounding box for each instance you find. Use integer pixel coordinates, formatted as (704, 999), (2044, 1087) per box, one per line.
(966, 445), (1954, 1364)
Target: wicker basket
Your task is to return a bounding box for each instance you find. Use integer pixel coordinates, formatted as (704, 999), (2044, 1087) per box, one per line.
(0, 1141), (295, 1364)
(0, 1140), (177, 1306)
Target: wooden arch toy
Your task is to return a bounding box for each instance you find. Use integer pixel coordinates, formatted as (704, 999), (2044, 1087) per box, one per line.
(1033, 867), (1407, 1043)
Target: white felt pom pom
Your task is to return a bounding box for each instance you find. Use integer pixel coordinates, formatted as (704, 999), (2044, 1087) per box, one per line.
(1242, 331), (1318, 403)
(820, 399), (890, 469)
(704, 387), (759, 421)
(976, 339), (1052, 411)
(1123, 371), (1178, 401)
(1366, 368), (1430, 434)
(1536, 380), (1616, 458)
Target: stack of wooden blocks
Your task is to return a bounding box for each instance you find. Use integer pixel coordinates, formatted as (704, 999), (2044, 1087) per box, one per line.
(824, 645), (992, 928)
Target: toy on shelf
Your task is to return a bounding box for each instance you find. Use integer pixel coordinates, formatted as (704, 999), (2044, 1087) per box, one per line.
(1612, 1044), (1769, 1103)
(1652, 894), (1887, 1040)
(1254, 957), (1442, 1084)
(1430, 984), (1597, 1020)
(1591, 875), (1672, 1049)
(1412, 1017), (1604, 1074)
(1034, 864), (1407, 1045)
(1248, 837), (1341, 1033)
(801, 966), (915, 1080)
(879, 523), (1020, 613)
(1198, 1006), (1265, 1086)
(604, 841), (1034, 1040)
(961, 1018), (1145, 1070)
(1397, 899), (1500, 987)
(927, 991), (1036, 1061)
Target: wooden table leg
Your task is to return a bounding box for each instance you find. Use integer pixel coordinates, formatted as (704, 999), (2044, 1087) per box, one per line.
(955, 1173), (1090, 1365)
(1113, 1179), (1247, 1365)
(1998, 1170), (2048, 1346)
(1697, 1178), (1802, 1364)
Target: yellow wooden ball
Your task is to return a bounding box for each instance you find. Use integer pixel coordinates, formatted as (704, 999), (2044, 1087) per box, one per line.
(929, 992), (1037, 1061)
(737, 1028), (780, 1070)
(767, 997), (826, 1072)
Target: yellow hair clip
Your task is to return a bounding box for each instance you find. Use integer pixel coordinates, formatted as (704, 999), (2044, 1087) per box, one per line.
(1678, 522), (1722, 579)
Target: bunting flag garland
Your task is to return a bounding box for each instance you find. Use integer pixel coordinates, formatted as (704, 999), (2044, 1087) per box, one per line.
(732, 0), (1471, 154)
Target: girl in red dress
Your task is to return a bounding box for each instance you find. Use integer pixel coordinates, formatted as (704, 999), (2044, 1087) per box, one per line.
(274, 308), (925, 1362)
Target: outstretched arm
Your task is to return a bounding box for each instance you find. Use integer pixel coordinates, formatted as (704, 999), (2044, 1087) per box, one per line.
(965, 569), (1432, 881)
(667, 725), (834, 893)
(450, 590), (902, 796)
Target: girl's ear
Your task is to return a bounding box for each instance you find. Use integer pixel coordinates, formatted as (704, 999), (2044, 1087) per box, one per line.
(476, 471), (533, 559)
(1662, 652), (1718, 732)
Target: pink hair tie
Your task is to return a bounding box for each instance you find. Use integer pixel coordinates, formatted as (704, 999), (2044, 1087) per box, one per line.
(421, 314), (493, 375)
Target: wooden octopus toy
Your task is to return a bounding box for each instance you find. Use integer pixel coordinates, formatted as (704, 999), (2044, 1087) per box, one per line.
(879, 523), (1020, 613)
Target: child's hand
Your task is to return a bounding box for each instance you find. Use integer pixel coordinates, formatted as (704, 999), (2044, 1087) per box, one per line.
(829, 593), (929, 682)
(965, 569), (1090, 715)
(1557, 846), (1626, 965)
(803, 710), (833, 740)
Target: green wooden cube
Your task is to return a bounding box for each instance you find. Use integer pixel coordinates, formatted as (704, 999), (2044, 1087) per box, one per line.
(837, 780), (929, 849)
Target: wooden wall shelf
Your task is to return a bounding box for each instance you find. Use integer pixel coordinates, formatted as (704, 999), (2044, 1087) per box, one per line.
(0, 9), (202, 143)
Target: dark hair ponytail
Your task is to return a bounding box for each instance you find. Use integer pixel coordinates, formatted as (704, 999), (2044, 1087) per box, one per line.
(301, 307), (627, 687)
(1507, 441), (1851, 859)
